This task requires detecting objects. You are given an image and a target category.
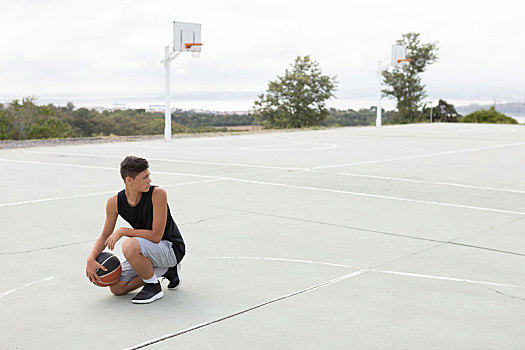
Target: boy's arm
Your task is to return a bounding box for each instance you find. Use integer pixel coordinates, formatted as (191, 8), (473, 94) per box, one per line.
(105, 187), (167, 249)
(85, 195), (118, 283)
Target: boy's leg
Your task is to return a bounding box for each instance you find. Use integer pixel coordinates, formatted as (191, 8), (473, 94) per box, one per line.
(122, 238), (161, 303)
(110, 275), (143, 296)
(122, 238), (155, 280)
(110, 265), (168, 296)
(121, 237), (176, 279)
(163, 263), (182, 290)
(119, 237), (177, 303)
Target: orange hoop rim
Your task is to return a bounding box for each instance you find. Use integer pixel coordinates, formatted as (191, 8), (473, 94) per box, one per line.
(185, 43), (204, 49)
(397, 58), (412, 63)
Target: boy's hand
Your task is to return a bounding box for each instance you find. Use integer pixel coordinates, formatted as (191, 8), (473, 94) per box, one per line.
(105, 230), (123, 250)
(86, 258), (107, 284)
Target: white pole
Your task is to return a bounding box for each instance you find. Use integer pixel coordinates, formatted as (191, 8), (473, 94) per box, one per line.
(164, 46), (171, 141)
(376, 61), (382, 128)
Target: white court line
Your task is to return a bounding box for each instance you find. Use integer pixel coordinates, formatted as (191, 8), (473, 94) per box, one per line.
(122, 269), (367, 350)
(235, 139), (336, 151)
(1, 276), (56, 298)
(456, 127), (491, 133)
(209, 256), (523, 289)
(124, 255), (522, 348)
(241, 136), (337, 151)
(378, 270), (522, 288)
(101, 136), (336, 151)
(214, 177), (525, 216)
(0, 270), (84, 299)
(312, 141), (525, 169)
(210, 256), (358, 269)
(0, 190), (115, 207)
(0, 178), (224, 207)
(23, 150), (313, 172)
(23, 150), (525, 194)
(0, 157), (214, 178)
(1, 157), (524, 216)
(0, 157), (117, 171)
(152, 144), (336, 151)
(335, 172), (525, 195)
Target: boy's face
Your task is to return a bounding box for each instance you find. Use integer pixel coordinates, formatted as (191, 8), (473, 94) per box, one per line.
(126, 169), (151, 192)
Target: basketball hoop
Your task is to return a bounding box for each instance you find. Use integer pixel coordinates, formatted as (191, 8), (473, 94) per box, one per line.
(163, 21), (203, 141)
(377, 44), (410, 128)
(185, 43), (203, 58)
(184, 43), (203, 49)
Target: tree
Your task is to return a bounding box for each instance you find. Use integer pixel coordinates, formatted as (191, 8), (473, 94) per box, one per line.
(5, 97), (57, 139)
(422, 99), (461, 122)
(65, 102), (75, 113)
(461, 106), (518, 124)
(382, 33), (438, 123)
(253, 56), (337, 128)
(70, 108), (98, 136)
(321, 107), (389, 127)
(7, 97), (41, 139)
(28, 118), (73, 139)
(0, 109), (13, 139)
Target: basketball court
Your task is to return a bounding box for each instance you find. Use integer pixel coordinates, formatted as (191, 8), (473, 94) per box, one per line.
(1, 123), (524, 349)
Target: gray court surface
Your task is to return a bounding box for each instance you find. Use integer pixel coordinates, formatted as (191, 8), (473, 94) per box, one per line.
(1, 123), (524, 349)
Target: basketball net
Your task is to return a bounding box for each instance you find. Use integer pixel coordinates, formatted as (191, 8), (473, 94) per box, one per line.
(185, 43), (203, 58)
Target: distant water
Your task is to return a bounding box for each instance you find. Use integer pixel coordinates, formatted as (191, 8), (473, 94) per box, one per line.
(3, 94), (524, 123)
(34, 95), (257, 113)
(10, 95), (398, 113)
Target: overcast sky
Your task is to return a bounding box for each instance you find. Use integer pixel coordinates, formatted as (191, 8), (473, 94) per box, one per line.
(1, 0), (524, 110)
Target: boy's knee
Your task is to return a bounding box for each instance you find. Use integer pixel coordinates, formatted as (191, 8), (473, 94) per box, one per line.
(122, 238), (140, 259)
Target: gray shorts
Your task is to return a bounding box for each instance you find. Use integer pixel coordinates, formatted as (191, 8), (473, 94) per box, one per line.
(119, 237), (178, 282)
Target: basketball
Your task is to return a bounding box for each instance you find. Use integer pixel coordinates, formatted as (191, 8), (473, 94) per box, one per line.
(93, 251), (122, 287)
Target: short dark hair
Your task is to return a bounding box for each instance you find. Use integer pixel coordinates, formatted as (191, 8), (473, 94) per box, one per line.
(120, 156), (149, 181)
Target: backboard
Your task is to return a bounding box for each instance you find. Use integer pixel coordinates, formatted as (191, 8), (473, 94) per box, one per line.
(391, 44), (407, 66)
(173, 21), (202, 53)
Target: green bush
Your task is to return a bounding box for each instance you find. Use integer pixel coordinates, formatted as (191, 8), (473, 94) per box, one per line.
(28, 118), (73, 139)
(0, 111), (15, 140)
(461, 106), (517, 124)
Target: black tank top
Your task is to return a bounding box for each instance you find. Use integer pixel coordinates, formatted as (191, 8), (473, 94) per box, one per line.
(117, 185), (185, 263)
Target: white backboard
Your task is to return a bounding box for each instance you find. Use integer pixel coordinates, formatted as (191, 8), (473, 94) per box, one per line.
(173, 21), (201, 52)
(391, 44), (407, 66)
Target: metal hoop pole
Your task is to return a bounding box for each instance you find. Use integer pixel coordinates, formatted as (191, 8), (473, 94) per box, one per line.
(376, 61), (383, 128)
(164, 46), (171, 141)
(162, 45), (181, 142)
